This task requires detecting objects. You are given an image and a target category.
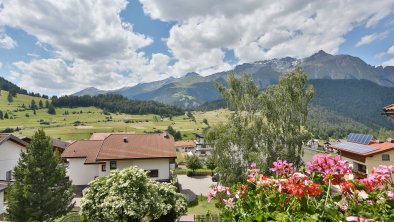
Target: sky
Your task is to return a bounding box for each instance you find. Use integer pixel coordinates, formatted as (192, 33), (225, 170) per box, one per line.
(0, 0), (393, 96)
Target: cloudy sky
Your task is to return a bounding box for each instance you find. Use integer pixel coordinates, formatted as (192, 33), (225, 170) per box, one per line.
(0, 0), (394, 96)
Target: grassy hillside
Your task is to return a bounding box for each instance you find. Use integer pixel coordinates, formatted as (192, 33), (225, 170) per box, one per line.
(0, 90), (227, 140)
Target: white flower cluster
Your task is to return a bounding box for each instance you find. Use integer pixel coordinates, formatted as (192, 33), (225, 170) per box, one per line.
(80, 167), (187, 221)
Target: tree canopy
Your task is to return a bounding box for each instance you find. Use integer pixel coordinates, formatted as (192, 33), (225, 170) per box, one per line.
(51, 94), (184, 117)
(207, 68), (314, 185)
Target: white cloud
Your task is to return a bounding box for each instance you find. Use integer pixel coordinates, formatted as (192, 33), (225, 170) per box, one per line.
(387, 45), (394, 54)
(382, 58), (394, 67)
(0, 62), (2, 69)
(0, 33), (17, 49)
(0, 0), (173, 94)
(142, 0), (394, 72)
(355, 31), (389, 47)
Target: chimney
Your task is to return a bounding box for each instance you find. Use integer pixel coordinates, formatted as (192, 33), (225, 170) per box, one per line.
(375, 140), (380, 144)
(163, 132), (169, 138)
(123, 137), (128, 143)
(388, 138), (393, 143)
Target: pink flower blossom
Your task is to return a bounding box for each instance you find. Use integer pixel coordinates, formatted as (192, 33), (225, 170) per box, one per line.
(250, 162), (257, 169)
(270, 160), (294, 177)
(387, 191), (394, 200)
(223, 198), (234, 208)
(306, 154), (352, 185)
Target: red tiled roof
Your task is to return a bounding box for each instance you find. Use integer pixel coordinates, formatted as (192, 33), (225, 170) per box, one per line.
(62, 133), (176, 164)
(62, 140), (104, 164)
(175, 140), (195, 147)
(97, 133), (176, 160)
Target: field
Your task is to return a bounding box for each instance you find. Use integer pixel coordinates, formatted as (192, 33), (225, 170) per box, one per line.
(0, 91), (228, 140)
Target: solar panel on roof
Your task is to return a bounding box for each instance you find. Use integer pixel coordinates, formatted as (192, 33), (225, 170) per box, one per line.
(335, 142), (378, 154)
(346, 133), (373, 145)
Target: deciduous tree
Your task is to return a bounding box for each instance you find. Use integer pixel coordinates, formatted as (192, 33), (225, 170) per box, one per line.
(208, 68), (314, 185)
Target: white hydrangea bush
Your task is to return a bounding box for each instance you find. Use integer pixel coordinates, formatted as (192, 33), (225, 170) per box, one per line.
(80, 167), (187, 221)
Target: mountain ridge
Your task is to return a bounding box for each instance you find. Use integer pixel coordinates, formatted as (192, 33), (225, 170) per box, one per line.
(72, 50), (394, 108)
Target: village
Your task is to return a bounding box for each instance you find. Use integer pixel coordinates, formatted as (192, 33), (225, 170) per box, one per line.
(0, 104), (393, 221)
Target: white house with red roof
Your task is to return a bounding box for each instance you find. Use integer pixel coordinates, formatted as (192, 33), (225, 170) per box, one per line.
(0, 134), (28, 181)
(61, 133), (177, 188)
(330, 133), (394, 178)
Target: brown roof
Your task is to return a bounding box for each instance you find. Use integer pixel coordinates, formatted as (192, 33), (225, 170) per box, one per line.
(0, 134), (28, 147)
(97, 133), (176, 160)
(175, 140), (195, 148)
(62, 140), (104, 164)
(89, 132), (135, 140)
(62, 133), (176, 164)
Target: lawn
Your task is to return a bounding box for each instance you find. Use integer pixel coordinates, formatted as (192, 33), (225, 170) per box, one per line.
(0, 90), (229, 140)
(187, 196), (220, 215)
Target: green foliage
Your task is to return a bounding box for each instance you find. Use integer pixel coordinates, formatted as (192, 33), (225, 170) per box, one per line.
(48, 104), (56, 115)
(203, 118), (209, 125)
(0, 110), (3, 119)
(7, 92), (13, 102)
(31, 99), (37, 110)
(208, 68), (314, 185)
(39, 100), (43, 108)
(205, 155), (216, 173)
(167, 125), (182, 141)
(186, 155), (202, 172)
(7, 129), (74, 221)
(80, 167), (187, 221)
(51, 94), (184, 117)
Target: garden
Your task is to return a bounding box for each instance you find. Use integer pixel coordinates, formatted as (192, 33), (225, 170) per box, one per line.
(208, 154), (394, 221)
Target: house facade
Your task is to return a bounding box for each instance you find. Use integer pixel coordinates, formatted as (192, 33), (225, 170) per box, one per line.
(62, 133), (177, 187)
(175, 140), (195, 152)
(193, 133), (214, 157)
(331, 134), (394, 178)
(0, 134), (28, 181)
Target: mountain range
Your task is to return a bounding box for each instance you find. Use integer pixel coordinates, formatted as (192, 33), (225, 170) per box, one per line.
(73, 50), (394, 108)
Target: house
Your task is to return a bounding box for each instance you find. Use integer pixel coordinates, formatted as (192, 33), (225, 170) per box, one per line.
(61, 133), (177, 190)
(382, 104), (394, 117)
(330, 133), (394, 178)
(20, 136), (70, 154)
(193, 133), (214, 157)
(0, 182), (7, 215)
(175, 140), (195, 152)
(0, 134), (28, 181)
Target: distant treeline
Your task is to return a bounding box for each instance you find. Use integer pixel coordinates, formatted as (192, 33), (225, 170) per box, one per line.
(51, 94), (185, 116)
(0, 76), (49, 98)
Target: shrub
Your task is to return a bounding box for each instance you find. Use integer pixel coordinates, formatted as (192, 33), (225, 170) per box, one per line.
(186, 170), (193, 177)
(209, 154), (394, 221)
(81, 167), (187, 221)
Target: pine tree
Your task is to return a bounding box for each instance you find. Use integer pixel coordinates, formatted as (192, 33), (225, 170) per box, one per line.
(45, 100), (49, 108)
(39, 100), (43, 109)
(7, 92), (13, 103)
(0, 110), (3, 119)
(31, 99), (36, 110)
(7, 129), (73, 221)
(48, 104), (56, 115)
(4, 112), (9, 119)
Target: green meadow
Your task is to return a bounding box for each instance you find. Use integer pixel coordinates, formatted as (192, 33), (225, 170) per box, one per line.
(0, 90), (227, 140)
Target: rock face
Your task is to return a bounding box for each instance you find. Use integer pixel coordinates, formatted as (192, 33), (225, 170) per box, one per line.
(72, 51), (394, 108)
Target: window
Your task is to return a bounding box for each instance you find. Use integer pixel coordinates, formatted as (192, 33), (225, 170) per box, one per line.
(146, 169), (159, 177)
(110, 161), (117, 170)
(382, 154), (390, 161)
(101, 164), (106, 172)
(6, 170), (12, 181)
